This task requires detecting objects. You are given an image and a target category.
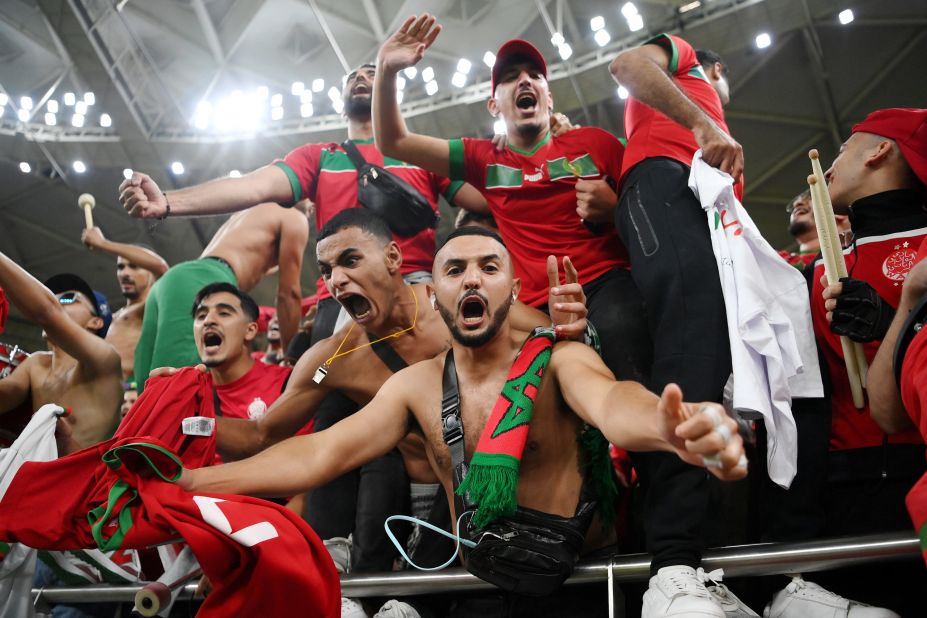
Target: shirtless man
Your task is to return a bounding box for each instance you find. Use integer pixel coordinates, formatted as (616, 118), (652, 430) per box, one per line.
(80, 226), (168, 380)
(133, 201), (309, 389)
(0, 254), (121, 455)
(181, 228), (746, 593)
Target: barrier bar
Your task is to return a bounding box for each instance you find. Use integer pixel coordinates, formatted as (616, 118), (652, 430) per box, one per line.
(32, 532), (919, 604)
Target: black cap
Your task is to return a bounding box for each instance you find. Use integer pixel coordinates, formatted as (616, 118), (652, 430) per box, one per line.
(44, 273), (112, 337)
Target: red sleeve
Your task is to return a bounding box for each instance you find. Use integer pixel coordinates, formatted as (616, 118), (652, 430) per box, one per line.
(918, 237), (927, 261)
(594, 128), (624, 184)
(448, 137), (492, 191)
(643, 33), (698, 78)
(0, 287), (7, 335)
(273, 143), (324, 203)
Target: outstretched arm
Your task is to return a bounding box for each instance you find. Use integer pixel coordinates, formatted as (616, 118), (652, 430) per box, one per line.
(870, 258), (927, 433)
(609, 43), (743, 180)
(184, 369), (413, 497)
(553, 341), (746, 480)
(216, 341), (336, 460)
(81, 227), (169, 277)
(118, 165), (292, 219)
(374, 14), (452, 177)
(0, 252), (119, 379)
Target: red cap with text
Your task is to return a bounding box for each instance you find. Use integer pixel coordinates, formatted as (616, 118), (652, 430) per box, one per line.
(491, 39), (548, 95)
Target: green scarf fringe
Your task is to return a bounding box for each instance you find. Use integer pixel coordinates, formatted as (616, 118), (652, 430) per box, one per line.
(578, 425), (619, 527)
(457, 452), (520, 530)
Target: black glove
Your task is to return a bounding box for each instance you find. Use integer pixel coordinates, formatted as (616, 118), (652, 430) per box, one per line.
(830, 277), (895, 342)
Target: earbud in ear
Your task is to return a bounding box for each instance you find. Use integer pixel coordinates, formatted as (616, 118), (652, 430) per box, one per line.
(430, 295), (437, 309)
(511, 292), (517, 303)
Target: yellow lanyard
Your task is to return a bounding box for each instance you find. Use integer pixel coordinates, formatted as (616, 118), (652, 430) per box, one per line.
(313, 285), (419, 384)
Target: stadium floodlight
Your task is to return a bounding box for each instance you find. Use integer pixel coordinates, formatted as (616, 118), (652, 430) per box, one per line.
(550, 32), (565, 47)
(403, 67), (417, 79)
(594, 29), (611, 46)
(100, 113), (112, 127)
(19, 162), (31, 173)
(300, 102), (313, 118)
(72, 113), (85, 128)
(20, 96), (33, 110)
(72, 160), (87, 173)
(45, 112), (56, 125)
(493, 119), (506, 134)
(422, 67), (435, 82)
(64, 92), (76, 106)
(451, 72), (467, 88)
(17, 109), (29, 122)
(483, 51), (496, 68)
(123, 168), (133, 180)
(622, 2), (639, 18)
(291, 81), (304, 95)
(838, 9), (854, 25)
(84, 92), (95, 105)
(590, 16), (605, 32)
(617, 85), (629, 99)
(558, 43), (573, 60)
(312, 78), (324, 92)
(170, 161), (184, 175)
(755, 32), (772, 49)
(229, 170), (241, 177)
(396, 76), (406, 91)
(75, 101), (88, 115)
(425, 80), (439, 96)
(627, 14), (644, 31)
(47, 100), (58, 113)
(457, 58), (472, 74)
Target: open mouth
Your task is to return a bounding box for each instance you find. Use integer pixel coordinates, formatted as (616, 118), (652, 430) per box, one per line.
(516, 91), (537, 110)
(202, 331), (223, 354)
(352, 84), (371, 95)
(459, 294), (487, 327)
(340, 293), (372, 321)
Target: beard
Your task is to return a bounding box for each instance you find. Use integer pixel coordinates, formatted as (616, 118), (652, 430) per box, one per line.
(788, 219), (813, 238)
(122, 289), (138, 300)
(515, 121), (543, 141)
(202, 357), (225, 369)
(436, 292), (513, 348)
(345, 94), (371, 119)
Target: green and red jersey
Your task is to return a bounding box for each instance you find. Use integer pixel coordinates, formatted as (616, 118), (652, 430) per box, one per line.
(275, 139), (463, 299)
(623, 33), (743, 197)
(448, 127), (629, 307)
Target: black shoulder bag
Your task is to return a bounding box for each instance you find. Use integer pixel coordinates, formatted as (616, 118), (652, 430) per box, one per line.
(440, 349), (595, 596)
(340, 140), (438, 237)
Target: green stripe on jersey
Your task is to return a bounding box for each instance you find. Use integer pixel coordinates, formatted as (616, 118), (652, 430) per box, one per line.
(448, 138), (466, 181)
(547, 153), (600, 180)
(644, 33), (679, 73)
(273, 161), (302, 204)
(319, 149), (358, 172)
(486, 164), (523, 189)
(688, 64), (708, 81)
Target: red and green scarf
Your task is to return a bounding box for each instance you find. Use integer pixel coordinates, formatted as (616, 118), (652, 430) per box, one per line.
(457, 329), (557, 529)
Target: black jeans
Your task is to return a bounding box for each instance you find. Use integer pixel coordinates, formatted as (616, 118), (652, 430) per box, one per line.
(615, 157), (732, 572)
(301, 390), (411, 572)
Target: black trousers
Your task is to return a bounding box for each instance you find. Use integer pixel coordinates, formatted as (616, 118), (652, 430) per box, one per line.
(615, 157), (732, 572)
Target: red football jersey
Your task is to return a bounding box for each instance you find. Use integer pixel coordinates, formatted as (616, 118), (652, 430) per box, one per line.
(811, 228), (927, 450)
(275, 139), (462, 299)
(622, 33), (743, 198)
(448, 128), (629, 307)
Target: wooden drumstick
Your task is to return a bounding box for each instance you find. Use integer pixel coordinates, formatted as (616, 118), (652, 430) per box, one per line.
(78, 193), (95, 230)
(807, 152), (867, 408)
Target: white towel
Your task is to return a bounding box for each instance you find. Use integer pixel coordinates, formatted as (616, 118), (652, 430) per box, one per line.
(0, 404), (63, 618)
(688, 152), (823, 488)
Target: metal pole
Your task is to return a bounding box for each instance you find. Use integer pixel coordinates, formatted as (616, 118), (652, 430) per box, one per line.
(32, 532), (919, 604)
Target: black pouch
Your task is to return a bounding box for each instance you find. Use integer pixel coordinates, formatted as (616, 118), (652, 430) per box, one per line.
(341, 140), (438, 237)
(463, 502), (592, 596)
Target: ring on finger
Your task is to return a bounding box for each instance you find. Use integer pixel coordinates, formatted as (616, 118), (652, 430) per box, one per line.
(703, 454), (722, 468)
(715, 423), (732, 447)
(701, 405), (723, 428)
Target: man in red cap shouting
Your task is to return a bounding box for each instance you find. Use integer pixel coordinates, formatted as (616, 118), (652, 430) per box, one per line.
(373, 14), (652, 395)
(788, 108), (927, 617)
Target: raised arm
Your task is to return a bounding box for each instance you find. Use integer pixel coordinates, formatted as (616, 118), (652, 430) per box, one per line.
(552, 341), (746, 480)
(118, 165), (292, 219)
(869, 258), (927, 433)
(215, 342), (337, 459)
(374, 14), (453, 177)
(609, 42), (743, 180)
(0, 252), (119, 379)
(81, 227), (169, 277)
(274, 210), (310, 350)
(184, 368), (414, 497)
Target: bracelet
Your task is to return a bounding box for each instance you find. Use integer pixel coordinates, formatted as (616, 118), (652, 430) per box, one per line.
(159, 193), (172, 220)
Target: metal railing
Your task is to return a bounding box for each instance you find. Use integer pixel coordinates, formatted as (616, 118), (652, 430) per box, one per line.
(31, 531), (919, 604)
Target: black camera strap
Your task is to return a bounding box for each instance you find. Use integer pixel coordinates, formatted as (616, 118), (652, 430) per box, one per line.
(440, 349), (473, 520)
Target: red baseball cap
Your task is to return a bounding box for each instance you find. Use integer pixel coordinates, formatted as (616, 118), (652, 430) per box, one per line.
(852, 108), (927, 186)
(491, 39), (547, 95)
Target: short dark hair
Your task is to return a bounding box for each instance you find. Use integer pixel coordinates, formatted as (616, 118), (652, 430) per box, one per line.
(440, 226), (507, 251)
(696, 49), (728, 77)
(455, 209), (498, 230)
(318, 208), (393, 245)
(191, 282), (259, 322)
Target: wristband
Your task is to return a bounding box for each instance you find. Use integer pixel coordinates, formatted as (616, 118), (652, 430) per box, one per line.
(159, 193), (172, 220)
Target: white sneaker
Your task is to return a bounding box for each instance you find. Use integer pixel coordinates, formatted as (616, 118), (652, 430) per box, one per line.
(373, 599), (422, 618)
(642, 565), (726, 618)
(699, 568), (760, 617)
(341, 597), (369, 618)
(325, 536), (352, 574)
(763, 576), (901, 618)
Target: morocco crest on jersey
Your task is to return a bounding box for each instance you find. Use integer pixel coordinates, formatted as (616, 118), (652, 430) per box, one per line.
(883, 241), (918, 283)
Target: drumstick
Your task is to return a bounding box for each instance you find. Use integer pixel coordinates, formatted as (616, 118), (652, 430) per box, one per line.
(78, 193), (95, 230)
(808, 151), (870, 386)
(807, 152), (866, 408)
